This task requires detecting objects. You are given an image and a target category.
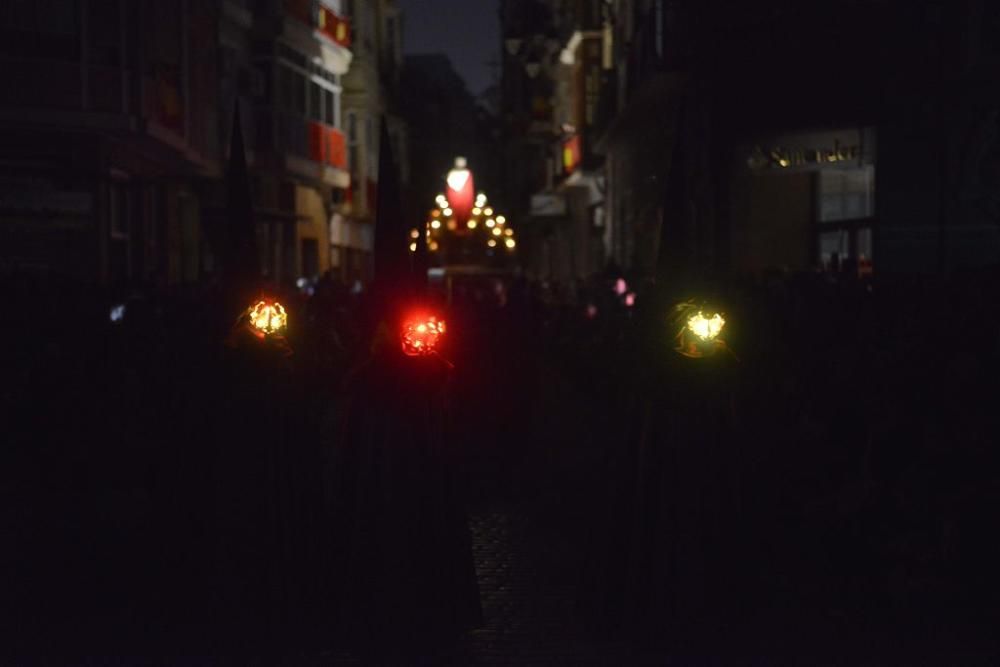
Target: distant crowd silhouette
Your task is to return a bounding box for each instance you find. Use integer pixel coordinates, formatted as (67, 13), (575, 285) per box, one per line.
(3, 262), (999, 660)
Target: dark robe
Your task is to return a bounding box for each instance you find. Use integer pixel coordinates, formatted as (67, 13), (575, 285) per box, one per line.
(330, 338), (482, 656)
(206, 323), (326, 652)
(584, 321), (742, 646)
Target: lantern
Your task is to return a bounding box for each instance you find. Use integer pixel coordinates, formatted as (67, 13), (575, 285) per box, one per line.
(670, 300), (730, 359)
(248, 299), (288, 337)
(401, 315), (446, 357)
(445, 157), (475, 225)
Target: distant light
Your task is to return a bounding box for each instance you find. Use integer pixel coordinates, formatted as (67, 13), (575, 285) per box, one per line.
(443, 207), (453, 216)
(496, 215), (506, 224)
(446, 168), (470, 192)
(625, 292), (636, 307)
(473, 207), (482, 215)
(431, 219), (441, 229)
(467, 219), (477, 229)
(410, 228), (420, 239)
(487, 239), (497, 248)
(109, 304), (126, 323)
(402, 315), (446, 357)
(432, 209), (441, 218)
(614, 278), (627, 296)
(409, 242), (417, 252)
(485, 218), (495, 227)
(429, 241), (439, 251)
(505, 238), (516, 249)
(483, 207), (493, 216)
(447, 219), (458, 230)
(586, 303), (598, 319)
(296, 277), (308, 288)
(687, 311), (725, 341)
(492, 227), (502, 236)
(249, 300), (288, 336)
(504, 228), (513, 237)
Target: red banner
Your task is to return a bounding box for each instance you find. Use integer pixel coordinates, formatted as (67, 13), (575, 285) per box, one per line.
(327, 127), (346, 168)
(562, 135), (581, 175)
(308, 121), (327, 163)
(318, 6), (351, 48)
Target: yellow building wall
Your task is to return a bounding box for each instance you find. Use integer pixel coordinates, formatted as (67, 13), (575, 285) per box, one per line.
(295, 184), (330, 276)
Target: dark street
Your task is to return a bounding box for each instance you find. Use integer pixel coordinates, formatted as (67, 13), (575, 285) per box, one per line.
(4, 0), (1000, 664)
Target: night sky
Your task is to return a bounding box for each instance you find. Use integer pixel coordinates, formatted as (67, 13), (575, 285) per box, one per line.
(397, 0), (500, 96)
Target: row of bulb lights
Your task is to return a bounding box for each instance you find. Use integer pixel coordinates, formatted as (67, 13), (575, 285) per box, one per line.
(409, 192), (517, 253)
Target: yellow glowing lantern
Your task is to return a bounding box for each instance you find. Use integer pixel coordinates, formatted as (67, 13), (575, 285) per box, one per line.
(504, 228), (513, 237)
(504, 238), (516, 249)
(410, 228), (420, 239)
(671, 301), (733, 359)
(431, 219), (441, 229)
(492, 227), (502, 236)
(496, 215), (506, 225)
(409, 242), (417, 252)
(467, 219), (477, 229)
(447, 219), (458, 230)
(485, 218), (496, 228)
(484, 207), (493, 216)
(249, 300), (288, 337)
(488, 239), (497, 248)
(687, 312), (725, 341)
(473, 207), (482, 215)
(443, 207), (453, 217)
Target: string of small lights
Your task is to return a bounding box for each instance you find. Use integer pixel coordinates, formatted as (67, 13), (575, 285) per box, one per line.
(409, 191), (517, 254)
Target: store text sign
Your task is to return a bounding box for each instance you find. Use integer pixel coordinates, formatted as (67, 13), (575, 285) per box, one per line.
(747, 139), (862, 171)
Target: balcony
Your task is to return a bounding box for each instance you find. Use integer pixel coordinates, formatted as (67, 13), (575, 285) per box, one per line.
(259, 108), (348, 185)
(283, 0), (351, 49)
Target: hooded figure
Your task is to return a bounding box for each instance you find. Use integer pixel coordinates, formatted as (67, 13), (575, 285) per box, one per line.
(328, 119), (481, 658)
(582, 95), (743, 648)
(180, 102), (325, 654)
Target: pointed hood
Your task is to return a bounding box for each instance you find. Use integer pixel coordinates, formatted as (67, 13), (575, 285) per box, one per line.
(224, 100), (261, 293)
(371, 117), (425, 315)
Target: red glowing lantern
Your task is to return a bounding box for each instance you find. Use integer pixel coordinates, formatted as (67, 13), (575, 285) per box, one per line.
(401, 315), (446, 357)
(445, 157), (475, 225)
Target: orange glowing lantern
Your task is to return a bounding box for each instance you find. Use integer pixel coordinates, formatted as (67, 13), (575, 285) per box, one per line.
(248, 299), (288, 337)
(401, 315), (446, 357)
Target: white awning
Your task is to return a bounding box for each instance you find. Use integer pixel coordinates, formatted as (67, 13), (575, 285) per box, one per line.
(529, 193), (567, 217)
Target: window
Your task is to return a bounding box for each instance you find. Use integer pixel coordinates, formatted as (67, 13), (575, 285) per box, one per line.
(365, 115), (377, 180)
(347, 111), (363, 205)
(309, 80), (322, 120)
(818, 165), (874, 223)
(324, 88), (335, 125)
(0, 0), (80, 60)
(819, 229), (849, 269)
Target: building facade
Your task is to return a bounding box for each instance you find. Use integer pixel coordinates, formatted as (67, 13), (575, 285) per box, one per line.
(0, 1), (222, 288)
(337, 0), (406, 284)
(500, 0), (608, 286)
(0, 0), (415, 292)
(501, 0), (1000, 288)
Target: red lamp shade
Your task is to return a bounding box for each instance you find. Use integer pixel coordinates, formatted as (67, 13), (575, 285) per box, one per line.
(401, 315), (446, 357)
(445, 157), (475, 225)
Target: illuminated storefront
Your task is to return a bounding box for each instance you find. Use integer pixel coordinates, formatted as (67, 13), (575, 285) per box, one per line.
(733, 127), (876, 275)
